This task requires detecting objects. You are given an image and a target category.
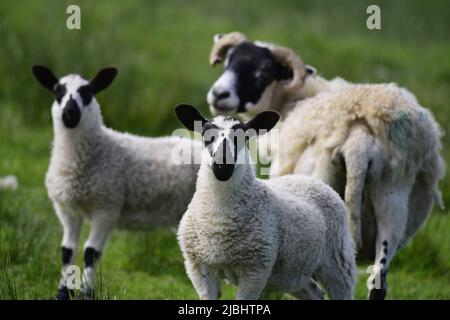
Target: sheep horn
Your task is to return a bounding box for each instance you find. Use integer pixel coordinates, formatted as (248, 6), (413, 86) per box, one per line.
(209, 32), (248, 66)
(270, 46), (307, 93)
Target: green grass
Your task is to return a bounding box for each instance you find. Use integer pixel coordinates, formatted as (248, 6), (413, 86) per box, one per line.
(0, 0), (449, 299)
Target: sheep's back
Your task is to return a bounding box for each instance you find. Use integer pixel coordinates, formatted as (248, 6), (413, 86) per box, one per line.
(114, 132), (201, 228)
(276, 83), (443, 183)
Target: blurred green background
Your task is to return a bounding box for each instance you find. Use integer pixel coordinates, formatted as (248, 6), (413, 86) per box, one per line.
(0, 0), (449, 299)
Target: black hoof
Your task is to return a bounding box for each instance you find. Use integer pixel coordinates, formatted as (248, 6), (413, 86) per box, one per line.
(369, 288), (387, 300)
(55, 287), (74, 300)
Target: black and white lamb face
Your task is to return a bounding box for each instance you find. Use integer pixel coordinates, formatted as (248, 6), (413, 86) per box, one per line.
(175, 104), (279, 181)
(32, 65), (117, 130)
(207, 41), (293, 115)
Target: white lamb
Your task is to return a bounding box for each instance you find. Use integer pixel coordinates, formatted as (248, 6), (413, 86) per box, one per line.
(206, 32), (445, 299)
(175, 104), (356, 300)
(32, 65), (201, 299)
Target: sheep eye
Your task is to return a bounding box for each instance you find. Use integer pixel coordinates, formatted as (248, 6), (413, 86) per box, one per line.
(78, 85), (93, 106)
(204, 135), (215, 146)
(53, 84), (66, 104)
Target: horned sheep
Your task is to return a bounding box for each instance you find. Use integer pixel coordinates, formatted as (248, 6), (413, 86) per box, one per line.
(206, 32), (445, 299)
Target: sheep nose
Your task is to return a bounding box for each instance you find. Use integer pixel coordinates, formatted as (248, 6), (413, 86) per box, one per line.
(213, 89), (230, 100)
(62, 96), (81, 129)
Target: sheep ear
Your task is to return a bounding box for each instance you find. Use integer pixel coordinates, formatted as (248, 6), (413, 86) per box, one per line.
(175, 104), (207, 133)
(90, 67), (118, 94)
(244, 111), (280, 136)
(305, 64), (316, 76)
(32, 65), (58, 91)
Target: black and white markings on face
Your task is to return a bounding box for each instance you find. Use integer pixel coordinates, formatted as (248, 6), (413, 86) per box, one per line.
(56, 75), (93, 129)
(33, 66), (118, 130)
(53, 83), (67, 104)
(207, 42), (293, 114)
(77, 84), (94, 105)
(202, 116), (249, 181)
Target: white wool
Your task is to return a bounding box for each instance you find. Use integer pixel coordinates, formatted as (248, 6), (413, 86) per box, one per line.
(208, 32), (445, 299)
(46, 74), (201, 297)
(178, 129), (356, 300)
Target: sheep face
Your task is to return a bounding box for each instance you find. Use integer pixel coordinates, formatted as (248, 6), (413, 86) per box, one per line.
(207, 42), (292, 115)
(175, 104), (280, 181)
(32, 65), (117, 130)
(53, 75), (91, 129)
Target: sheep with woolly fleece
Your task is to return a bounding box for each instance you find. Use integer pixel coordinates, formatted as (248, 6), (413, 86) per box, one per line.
(32, 65), (201, 300)
(175, 104), (356, 300)
(207, 32), (445, 300)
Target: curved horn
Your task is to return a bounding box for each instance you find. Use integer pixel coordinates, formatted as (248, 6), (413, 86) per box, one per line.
(270, 46), (307, 93)
(209, 32), (247, 66)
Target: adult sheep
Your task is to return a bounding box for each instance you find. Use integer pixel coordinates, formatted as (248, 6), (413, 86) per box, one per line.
(206, 32), (445, 300)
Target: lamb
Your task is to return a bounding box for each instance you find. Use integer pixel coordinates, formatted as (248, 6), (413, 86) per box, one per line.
(206, 32), (445, 299)
(175, 104), (356, 300)
(32, 65), (201, 299)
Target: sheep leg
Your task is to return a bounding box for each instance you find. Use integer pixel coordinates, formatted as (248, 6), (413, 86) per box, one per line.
(236, 270), (270, 300)
(315, 232), (356, 300)
(289, 277), (325, 300)
(80, 210), (118, 299)
(367, 187), (409, 300)
(404, 173), (435, 244)
(185, 260), (220, 300)
(315, 260), (355, 300)
(54, 203), (83, 300)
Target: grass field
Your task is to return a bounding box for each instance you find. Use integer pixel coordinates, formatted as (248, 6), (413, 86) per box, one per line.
(0, 0), (449, 299)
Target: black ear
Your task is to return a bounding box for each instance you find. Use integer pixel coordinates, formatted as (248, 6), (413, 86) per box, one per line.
(32, 65), (59, 91)
(175, 104), (208, 132)
(244, 111), (280, 136)
(90, 67), (118, 94)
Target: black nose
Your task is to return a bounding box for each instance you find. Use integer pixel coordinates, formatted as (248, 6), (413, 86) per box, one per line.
(212, 163), (234, 181)
(62, 97), (81, 129)
(211, 139), (235, 181)
(213, 89), (230, 100)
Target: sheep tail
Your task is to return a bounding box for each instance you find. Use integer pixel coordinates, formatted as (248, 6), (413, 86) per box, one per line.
(342, 144), (370, 252)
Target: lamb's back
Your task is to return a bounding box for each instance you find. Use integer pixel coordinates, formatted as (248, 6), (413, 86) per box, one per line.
(108, 129), (201, 227)
(47, 128), (200, 227)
